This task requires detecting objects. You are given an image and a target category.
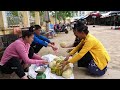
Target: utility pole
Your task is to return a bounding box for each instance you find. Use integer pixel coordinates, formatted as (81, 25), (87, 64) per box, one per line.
(0, 11), (8, 30)
(55, 11), (57, 24)
(44, 11), (50, 38)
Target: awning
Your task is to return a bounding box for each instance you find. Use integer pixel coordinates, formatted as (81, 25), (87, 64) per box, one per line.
(72, 16), (80, 20)
(70, 16), (80, 22)
(70, 15), (88, 22)
(109, 11), (120, 16)
(100, 12), (111, 18)
(90, 12), (102, 18)
(79, 15), (88, 19)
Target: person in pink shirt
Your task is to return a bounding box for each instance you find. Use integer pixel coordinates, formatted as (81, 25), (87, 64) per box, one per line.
(0, 31), (48, 79)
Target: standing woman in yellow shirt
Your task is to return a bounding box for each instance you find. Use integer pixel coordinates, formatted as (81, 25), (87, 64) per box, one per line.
(62, 20), (110, 76)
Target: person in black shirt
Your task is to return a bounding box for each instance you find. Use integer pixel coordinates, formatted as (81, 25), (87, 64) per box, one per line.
(61, 20), (81, 52)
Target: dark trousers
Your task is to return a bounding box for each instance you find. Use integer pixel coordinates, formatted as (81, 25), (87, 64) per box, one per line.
(78, 52), (92, 67)
(0, 47), (34, 78)
(31, 43), (43, 53)
(77, 52), (107, 76)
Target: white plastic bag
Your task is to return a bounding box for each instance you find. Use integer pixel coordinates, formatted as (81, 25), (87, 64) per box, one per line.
(28, 54), (74, 79)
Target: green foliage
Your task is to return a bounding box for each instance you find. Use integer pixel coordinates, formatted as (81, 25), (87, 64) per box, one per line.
(51, 11), (74, 21)
(39, 11), (44, 16)
(11, 11), (18, 16)
(30, 11), (35, 17)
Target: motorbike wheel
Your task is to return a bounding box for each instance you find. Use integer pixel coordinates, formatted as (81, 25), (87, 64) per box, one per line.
(65, 29), (68, 34)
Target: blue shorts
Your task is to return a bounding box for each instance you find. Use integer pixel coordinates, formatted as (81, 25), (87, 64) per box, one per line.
(88, 60), (107, 76)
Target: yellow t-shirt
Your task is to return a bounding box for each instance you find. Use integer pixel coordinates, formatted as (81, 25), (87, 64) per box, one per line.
(68, 33), (110, 70)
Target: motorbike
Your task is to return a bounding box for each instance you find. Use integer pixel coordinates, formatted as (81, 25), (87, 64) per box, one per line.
(59, 24), (68, 34)
(54, 24), (69, 34)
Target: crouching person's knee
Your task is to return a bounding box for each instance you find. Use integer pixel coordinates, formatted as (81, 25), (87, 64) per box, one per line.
(88, 60), (107, 76)
(10, 57), (27, 79)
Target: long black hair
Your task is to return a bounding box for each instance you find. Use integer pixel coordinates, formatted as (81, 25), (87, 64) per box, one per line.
(29, 25), (41, 32)
(73, 20), (89, 34)
(22, 30), (34, 39)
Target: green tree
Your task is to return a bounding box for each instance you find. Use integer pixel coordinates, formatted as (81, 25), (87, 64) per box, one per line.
(39, 11), (44, 16)
(59, 11), (73, 23)
(39, 11), (45, 25)
(30, 11), (35, 17)
(11, 11), (18, 16)
(51, 11), (74, 23)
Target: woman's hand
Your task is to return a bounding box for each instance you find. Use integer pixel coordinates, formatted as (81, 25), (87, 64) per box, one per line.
(52, 46), (58, 51)
(66, 48), (73, 53)
(64, 55), (71, 61)
(40, 60), (49, 65)
(36, 60), (49, 66)
(61, 60), (69, 69)
(48, 43), (58, 51)
(50, 42), (55, 45)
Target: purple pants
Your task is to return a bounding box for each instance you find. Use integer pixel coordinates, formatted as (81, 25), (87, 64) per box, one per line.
(88, 60), (107, 76)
